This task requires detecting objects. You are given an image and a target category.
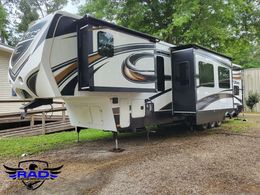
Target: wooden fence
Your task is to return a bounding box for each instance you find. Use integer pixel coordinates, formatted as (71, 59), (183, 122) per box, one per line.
(243, 68), (260, 112)
(0, 100), (74, 137)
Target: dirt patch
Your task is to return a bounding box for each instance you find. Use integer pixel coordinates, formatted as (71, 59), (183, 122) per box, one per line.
(1, 114), (260, 194)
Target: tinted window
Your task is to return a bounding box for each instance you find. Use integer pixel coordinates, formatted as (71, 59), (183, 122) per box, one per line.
(55, 16), (76, 37)
(218, 66), (230, 88)
(199, 61), (214, 87)
(11, 41), (31, 66)
(176, 61), (190, 88)
(21, 21), (46, 41)
(98, 31), (114, 57)
(234, 85), (239, 95)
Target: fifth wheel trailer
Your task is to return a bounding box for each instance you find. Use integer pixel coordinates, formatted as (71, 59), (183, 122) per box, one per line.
(9, 11), (235, 132)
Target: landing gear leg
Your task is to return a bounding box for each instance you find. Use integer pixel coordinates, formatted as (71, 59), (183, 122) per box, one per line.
(189, 125), (195, 132)
(114, 132), (119, 150)
(111, 132), (124, 152)
(196, 123), (208, 131)
(76, 127), (81, 142)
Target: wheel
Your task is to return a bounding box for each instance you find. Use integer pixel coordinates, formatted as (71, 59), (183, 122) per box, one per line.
(232, 111), (238, 118)
(209, 122), (215, 128)
(215, 121), (222, 127)
(197, 123), (208, 131)
(226, 112), (232, 119)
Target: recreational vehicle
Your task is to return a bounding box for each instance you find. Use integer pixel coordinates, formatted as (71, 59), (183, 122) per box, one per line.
(9, 11), (236, 135)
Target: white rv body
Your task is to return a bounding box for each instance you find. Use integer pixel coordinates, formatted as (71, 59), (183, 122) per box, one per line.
(9, 11), (235, 132)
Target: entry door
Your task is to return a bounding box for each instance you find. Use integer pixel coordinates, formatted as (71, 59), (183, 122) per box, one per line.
(171, 48), (196, 113)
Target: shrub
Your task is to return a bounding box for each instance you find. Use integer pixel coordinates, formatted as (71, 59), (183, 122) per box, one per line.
(246, 91), (260, 111)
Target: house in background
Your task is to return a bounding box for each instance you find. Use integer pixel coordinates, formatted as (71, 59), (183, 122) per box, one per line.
(0, 43), (24, 113)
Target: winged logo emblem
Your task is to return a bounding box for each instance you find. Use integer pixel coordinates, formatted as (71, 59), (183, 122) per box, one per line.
(3, 160), (63, 190)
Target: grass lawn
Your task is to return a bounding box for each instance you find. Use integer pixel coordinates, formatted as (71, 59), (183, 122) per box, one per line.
(0, 129), (112, 159)
(0, 118), (253, 160)
(221, 118), (253, 133)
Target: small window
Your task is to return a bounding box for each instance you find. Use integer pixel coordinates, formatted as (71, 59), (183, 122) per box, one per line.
(112, 97), (118, 104)
(218, 66), (230, 88)
(175, 61), (190, 88)
(98, 31), (114, 57)
(234, 85), (239, 95)
(156, 56), (165, 91)
(199, 61), (214, 87)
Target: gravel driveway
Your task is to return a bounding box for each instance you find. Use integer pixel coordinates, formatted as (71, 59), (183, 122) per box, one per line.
(1, 114), (260, 194)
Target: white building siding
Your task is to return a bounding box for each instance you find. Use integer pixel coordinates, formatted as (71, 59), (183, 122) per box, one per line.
(0, 50), (23, 113)
(0, 51), (12, 99)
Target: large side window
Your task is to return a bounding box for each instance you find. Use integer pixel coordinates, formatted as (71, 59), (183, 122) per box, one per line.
(218, 66), (230, 88)
(98, 31), (114, 57)
(199, 61), (214, 87)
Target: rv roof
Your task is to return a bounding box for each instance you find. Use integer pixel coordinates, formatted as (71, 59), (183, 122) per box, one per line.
(80, 15), (160, 43)
(233, 64), (243, 70)
(171, 44), (232, 60)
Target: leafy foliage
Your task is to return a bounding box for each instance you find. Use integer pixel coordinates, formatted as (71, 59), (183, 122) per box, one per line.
(17, 0), (39, 32)
(80, 0), (260, 68)
(25, 0), (68, 16)
(246, 91), (260, 111)
(0, 0), (68, 46)
(0, 2), (7, 42)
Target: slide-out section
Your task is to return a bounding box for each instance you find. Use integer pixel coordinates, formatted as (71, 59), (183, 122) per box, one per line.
(171, 45), (234, 125)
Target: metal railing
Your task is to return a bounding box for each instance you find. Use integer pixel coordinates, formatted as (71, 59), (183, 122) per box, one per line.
(0, 100), (68, 135)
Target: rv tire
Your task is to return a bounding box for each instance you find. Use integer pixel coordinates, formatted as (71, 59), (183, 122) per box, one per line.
(197, 123), (208, 131)
(215, 121), (222, 127)
(209, 122), (215, 128)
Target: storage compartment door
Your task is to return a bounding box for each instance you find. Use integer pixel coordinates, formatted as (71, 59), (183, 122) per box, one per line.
(119, 99), (130, 128)
(171, 49), (196, 113)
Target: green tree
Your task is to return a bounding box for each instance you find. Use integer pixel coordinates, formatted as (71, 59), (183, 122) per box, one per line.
(17, 0), (39, 32)
(79, 0), (174, 36)
(17, 0), (68, 33)
(0, 2), (7, 43)
(79, 0), (260, 68)
(1, 0), (69, 46)
(26, 0), (68, 17)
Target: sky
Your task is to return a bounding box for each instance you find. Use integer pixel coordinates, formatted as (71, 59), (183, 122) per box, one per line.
(62, 0), (85, 14)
